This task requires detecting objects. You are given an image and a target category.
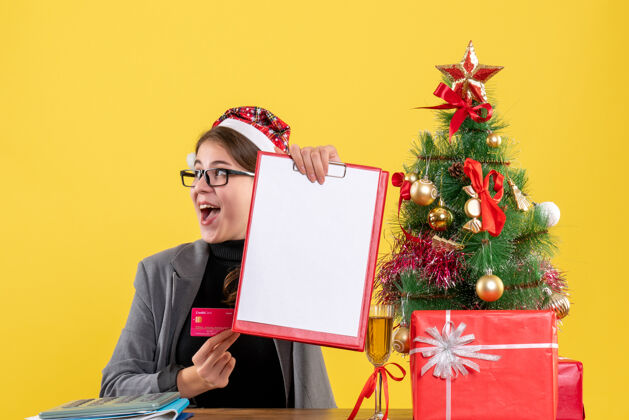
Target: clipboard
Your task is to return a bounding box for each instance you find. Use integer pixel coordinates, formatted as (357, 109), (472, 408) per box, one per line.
(232, 151), (388, 351)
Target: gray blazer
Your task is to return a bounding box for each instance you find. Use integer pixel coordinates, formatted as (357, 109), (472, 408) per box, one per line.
(100, 239), (336, 408)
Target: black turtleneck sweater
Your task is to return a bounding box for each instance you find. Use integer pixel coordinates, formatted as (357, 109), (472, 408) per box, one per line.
(175, 240), (286, 408)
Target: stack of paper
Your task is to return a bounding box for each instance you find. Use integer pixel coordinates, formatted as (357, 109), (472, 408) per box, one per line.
(28, 395), (190, 420)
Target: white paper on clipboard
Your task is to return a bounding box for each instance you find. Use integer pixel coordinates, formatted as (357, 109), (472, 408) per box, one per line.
(233, 152), (388, 349)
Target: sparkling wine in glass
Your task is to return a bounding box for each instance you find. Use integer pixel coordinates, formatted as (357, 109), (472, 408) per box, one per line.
(365, 304), (394, 419)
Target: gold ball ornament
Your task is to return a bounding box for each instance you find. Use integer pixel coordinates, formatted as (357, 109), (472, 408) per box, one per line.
(486, 132), (502, 148)
(476, 272), (504, 302)
(404, 172), (419, 183)
(392, 325), (410, 354)
(428, 201), (453, 231)
(545, 292), (570, 319)
(464, 198), (482, 218)
(410, 178), (438, 206)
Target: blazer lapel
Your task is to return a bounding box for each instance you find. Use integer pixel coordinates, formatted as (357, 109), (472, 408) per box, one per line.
(274, 338), (294, 407)
(168, 239), (210, 361)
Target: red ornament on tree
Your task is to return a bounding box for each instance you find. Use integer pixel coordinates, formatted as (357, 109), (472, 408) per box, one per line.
(436, 41), (503, 103)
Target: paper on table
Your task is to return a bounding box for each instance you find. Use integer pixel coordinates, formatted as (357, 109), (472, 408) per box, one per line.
(27, 398), (189, 420)
(236, 154), (381, 337)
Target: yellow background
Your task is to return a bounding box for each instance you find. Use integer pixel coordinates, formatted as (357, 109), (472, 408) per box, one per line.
(2, 0), (627, 418)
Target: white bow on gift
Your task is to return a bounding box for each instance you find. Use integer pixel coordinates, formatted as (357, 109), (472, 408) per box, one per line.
(411, 322), (501, 379)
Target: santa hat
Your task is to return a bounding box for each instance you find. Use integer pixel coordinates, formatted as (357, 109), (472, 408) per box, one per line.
(188, 106), (290, 168)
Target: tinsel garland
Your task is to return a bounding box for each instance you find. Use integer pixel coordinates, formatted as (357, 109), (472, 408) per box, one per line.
(541, 260), (568, 293)
(376, 233), (467, 303)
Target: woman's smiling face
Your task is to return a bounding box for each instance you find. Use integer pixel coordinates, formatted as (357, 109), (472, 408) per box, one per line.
(190, 140), (255, 243)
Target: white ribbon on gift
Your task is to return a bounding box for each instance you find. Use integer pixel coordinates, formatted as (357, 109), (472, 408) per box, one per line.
(409, 310), (558, 420)
(410, 320), (501, 379)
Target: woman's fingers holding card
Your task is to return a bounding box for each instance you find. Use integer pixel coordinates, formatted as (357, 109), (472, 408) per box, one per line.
(197, 351), (235, 389)
(202, 333), (239, 369)
(219, 355), (237, 383)
(191, 330), (238, 390)
(192, 329), (239, 365)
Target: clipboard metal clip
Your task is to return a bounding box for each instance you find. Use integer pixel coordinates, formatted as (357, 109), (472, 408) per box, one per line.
(292, 161), (347, 178)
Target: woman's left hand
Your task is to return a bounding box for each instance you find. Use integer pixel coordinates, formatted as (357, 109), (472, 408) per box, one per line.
(275, 145), (342, 184)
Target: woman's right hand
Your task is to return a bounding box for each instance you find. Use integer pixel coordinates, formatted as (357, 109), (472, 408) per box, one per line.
(193, 329), (239, 388)
(177, 329), (240, 397)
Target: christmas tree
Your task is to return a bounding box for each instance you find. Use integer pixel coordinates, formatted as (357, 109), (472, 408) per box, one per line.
(376, 41), (569, 353)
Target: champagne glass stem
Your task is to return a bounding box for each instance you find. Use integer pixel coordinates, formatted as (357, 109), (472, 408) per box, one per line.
(375, 370), (383, 418)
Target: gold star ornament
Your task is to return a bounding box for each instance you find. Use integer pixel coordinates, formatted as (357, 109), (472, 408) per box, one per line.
(436, 41), (503, 103)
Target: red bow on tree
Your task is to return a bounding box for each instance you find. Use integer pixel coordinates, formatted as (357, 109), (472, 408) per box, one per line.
(463, 158), (506, 237)
(392, 173), (420, 243)
(416, 83), (493, 141)
(391, 172), (411, 202)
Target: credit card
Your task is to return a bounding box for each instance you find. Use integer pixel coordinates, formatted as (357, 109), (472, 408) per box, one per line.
(191, 308), (234, 337)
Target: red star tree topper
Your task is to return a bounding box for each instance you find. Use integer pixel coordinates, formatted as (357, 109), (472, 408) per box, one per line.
(436, 41), (503, 103)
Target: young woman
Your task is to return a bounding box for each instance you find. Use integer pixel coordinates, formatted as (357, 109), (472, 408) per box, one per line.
(100, 107), (340, 408)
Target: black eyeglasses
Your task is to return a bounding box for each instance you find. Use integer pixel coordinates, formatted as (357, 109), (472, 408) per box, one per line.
(180, 168), (255, 187)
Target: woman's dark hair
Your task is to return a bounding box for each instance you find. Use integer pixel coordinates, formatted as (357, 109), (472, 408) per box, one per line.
(195, 126), (258, 172)
(195, 126), (259, 306)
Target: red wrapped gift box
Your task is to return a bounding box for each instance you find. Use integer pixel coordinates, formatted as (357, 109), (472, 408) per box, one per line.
(557, 358), (585, 420)
(410, 310), (558, 420)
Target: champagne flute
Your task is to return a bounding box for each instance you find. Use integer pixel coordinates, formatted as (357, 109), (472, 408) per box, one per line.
(365, 304), (394, 420)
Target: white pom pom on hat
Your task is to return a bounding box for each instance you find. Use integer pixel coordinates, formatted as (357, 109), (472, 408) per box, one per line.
(187, 152), (196, 169)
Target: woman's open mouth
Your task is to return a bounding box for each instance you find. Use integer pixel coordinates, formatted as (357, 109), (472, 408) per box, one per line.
(199, 203), (221, 225)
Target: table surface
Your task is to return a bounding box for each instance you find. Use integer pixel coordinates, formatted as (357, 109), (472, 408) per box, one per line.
(186, 408), (413, 419)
